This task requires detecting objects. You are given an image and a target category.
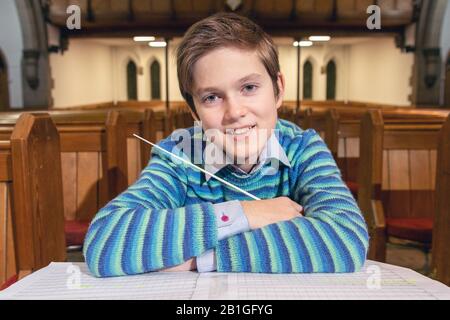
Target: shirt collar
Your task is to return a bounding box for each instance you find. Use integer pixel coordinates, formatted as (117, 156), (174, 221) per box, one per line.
(203, 131), (291, 182)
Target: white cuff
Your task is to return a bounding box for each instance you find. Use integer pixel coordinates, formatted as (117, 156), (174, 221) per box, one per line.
(196, 249), (216, 272)
(213, 200), (250, 241)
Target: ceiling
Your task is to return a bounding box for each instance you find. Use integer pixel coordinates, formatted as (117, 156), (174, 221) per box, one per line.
(46, 0), (418, 38)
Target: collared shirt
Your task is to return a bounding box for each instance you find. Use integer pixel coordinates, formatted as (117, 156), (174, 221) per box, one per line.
(203, 131), (291, 181)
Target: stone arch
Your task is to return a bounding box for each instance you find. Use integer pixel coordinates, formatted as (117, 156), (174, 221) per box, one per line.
(15, 0), (52, 107)
(412, 0), (449, 106)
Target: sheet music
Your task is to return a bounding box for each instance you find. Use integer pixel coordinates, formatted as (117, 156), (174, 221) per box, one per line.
(0, 263), (200, 300)
(1, 261), (449, 300)
(192, 262), (450, 300)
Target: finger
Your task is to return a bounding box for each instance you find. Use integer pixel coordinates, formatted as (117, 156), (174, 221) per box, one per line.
(290, 205), (303, 216)
(291, 202), (303, 212)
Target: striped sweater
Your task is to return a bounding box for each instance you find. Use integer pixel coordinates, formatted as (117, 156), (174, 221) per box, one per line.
(83, 119), (369, 277)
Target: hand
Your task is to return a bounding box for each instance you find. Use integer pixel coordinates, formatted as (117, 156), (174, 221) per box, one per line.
(240, 196), (303, 230)
(160, 258), (196, 272)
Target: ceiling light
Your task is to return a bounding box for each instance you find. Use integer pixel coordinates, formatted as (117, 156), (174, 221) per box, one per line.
(294, 40), (313, 47)
(149, 41), (167, 47)
(133, 36), (155, 42)
(309, 36), (331, 42)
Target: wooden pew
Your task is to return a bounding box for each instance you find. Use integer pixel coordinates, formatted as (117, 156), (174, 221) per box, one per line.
(171, 107), (195, 131)
(358, 109), (445, 265)
(0, 110), (129, 248)
(303, 107), (449, 199)
(302, 108), (339, 152)
(301, 108), (359, 198)
(0, 113), (65, 289)
(48, 110), (129, 248)
(0, 141), (16, 288)
(277, 106), (310, 130)
(2, 107), (172, 189)
(278, 106), (297, 124)
(130, 108), (169, 174)
(432, 114), (450, 285)
(55, 107), (170, 184)
(21, 111), (124, 210)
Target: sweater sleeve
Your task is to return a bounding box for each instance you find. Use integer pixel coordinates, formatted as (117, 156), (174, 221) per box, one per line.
(83, 146), (218, 277)
(214, 130), (369, 273)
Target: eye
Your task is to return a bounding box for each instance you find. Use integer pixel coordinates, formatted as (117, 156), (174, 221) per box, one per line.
(202, 94), (221, 104)
(242, 84), (258, 94)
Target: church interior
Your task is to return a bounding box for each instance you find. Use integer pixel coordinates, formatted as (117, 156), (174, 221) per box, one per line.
(0, 0), (449, 292)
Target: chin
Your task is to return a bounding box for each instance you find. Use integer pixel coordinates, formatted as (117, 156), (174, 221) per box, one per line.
(232, 149), (260, 165)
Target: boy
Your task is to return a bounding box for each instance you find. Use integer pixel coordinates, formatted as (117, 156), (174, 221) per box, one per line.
(83, 13), (368, 277)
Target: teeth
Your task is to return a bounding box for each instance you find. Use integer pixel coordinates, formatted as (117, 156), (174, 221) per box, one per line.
(226, 125), (254, 135)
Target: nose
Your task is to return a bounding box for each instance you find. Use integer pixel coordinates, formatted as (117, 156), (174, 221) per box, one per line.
(224, 96), (247, 122)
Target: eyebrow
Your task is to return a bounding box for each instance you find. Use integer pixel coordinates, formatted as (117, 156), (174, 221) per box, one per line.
(195, 73), (263, 97)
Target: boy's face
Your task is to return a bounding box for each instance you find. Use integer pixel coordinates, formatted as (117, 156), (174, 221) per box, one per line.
(191, 46), (285, 169)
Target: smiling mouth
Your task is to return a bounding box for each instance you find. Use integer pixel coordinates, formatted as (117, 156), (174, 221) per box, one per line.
(225, 124), (256, 136)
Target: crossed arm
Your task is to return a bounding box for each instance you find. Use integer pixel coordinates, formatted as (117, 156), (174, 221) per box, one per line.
(83, 132), (369, 277)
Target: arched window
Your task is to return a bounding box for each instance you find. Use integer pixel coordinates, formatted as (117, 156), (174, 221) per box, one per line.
(303, 60), (313, 99)
(0, 51), (9, 110)
(150, 60), (161, 100)
(326, 60), (336, 100)
(127, 60), (138, 100)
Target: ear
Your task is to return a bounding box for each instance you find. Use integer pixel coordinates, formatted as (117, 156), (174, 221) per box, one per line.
(275, 72), (285, 110)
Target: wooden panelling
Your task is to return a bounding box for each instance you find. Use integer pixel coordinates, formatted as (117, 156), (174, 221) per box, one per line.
(127, 137), (141, 185)
(432, 115), (450, 285)
(357, 110), (385, 261)
(59, 131), (104, 152)
(297, 0), (333, 18)
(61, 152), (77, 221)
(0, 151), (11, 181)
(383, 130), (440, 150)
(344, 158), (359, 183)
(91, 0), (129, 20)
(76, 152), (99, 221)
(410, 190), (435, 219)
(430, 150), (437, 188)
(382, 150), (389, 190)
(9, 113), (66, 273)
(410, 150), (432, 190)
(338, 0), (373, 17)
(381, 190), (435, 220)
(387, 150), (410, 190)
(337, 138), (345, 158)
(358, 109), (444, 262)
(254, 0), (293, 18)
(47, 0), (415, 38)
(344, 137), (359, 158)
(0, 182), (16, 287)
